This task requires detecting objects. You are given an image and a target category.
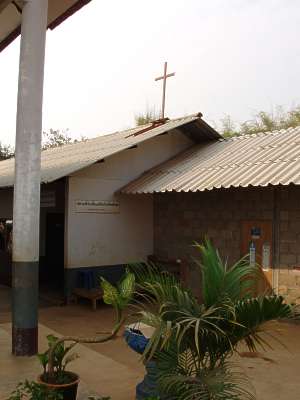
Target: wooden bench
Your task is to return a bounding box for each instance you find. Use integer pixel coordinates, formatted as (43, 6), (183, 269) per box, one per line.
(72, 288), (103, 311)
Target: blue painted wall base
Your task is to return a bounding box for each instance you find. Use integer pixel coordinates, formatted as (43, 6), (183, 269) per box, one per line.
(64, 264), (125, 301)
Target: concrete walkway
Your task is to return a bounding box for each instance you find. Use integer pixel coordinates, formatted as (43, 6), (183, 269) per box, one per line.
(1, 298), (300, 400)
(0, 323), (141, 400)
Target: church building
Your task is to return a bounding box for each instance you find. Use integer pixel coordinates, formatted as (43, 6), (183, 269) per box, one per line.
(0, 113), (300, 304)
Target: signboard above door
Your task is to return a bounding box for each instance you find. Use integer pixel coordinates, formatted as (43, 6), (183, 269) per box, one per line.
(75, 200), (120, 214)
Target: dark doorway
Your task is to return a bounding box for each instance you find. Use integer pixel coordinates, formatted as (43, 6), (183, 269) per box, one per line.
(40, 213), (65, 294)
(0, 219), (13, 287)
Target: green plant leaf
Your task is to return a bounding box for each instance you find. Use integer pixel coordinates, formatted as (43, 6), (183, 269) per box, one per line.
(37, 352), (48, 370)
(118, 270), (135, 301)
(129, 240), (295, 400)
(100, 277), (120, 306)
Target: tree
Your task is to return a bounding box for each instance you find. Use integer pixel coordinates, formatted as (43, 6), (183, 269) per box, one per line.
(42, 129), (72, 150)
(220, 105), (300, 137)
(42, 129), (87, 150)
(0, 142), (14, 161)
(0, 129), (86, 162)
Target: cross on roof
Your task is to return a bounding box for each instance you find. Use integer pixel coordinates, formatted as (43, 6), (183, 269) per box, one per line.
(155, 62), (175, 119)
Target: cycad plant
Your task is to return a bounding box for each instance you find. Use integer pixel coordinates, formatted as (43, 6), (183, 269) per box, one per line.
(133, 240), (294, 400)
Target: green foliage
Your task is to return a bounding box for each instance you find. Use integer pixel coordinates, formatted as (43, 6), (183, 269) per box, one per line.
(144, 397), (161, 400)
(100, 279), (120, 307)
(42, 129), (87, 150)
(100, 269), (135, 311)
(37, 334), (79, 384)
(135, 108), (159, 126)
(220, 115), (239, 138)
(157, 349), (255, 400)
(194, 239), (263, 307)
(8, 380), (62, 400)
(0, 129), (87, 161)
(219, 105), (300, 137)
(132, 240), (293, 399)
(42, 129), (72, 149)
(0, 142), (14, 160)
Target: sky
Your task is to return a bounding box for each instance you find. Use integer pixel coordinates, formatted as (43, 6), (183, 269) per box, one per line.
(0, 0), (300, 146)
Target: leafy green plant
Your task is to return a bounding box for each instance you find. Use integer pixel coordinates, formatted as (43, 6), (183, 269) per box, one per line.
(144, 397), (161, 400)
(135, 107), (159, 126)
(100, 268), (135, 322)
(132, 239), (294, 399)
(47, 270), (135, 379)
(8, 380), (62, 400)
(9, 271), (136, 398)
(219, 104), (300, 137)
(37, 334), (79, 384)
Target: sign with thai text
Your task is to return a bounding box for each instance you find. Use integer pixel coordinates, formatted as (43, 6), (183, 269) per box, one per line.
(75, 200), (120, 214)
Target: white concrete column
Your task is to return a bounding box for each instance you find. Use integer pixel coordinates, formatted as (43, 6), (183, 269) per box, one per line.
(12, 0), (48, 356)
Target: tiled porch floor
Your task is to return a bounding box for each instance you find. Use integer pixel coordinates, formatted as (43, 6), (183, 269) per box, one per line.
(1, 289), (300, 400)
(0, 323), (142, 400)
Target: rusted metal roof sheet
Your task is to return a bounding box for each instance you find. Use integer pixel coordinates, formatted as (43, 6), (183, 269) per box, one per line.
(0, 0), (92, 52)
(121, 126), (300, 193)
(0, 113), (219, 188)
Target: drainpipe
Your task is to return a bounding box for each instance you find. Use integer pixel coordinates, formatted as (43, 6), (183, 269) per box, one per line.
(12, 0), (48, 356)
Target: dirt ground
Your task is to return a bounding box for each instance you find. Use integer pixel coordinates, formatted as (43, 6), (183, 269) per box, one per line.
(1, 295), (300, 399)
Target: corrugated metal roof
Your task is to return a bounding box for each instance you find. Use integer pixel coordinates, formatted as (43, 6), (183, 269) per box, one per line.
(121, 126), (300, 193)
(0, 0), (92, 52)
(0, 113), (220, 188)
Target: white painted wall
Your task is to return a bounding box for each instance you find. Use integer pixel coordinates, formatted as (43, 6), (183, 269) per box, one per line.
(66, 129), (193, 268)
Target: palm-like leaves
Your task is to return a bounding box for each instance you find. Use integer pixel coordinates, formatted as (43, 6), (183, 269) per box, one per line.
(194, 239), (267, 307)
(132, 240), (294, 399)
(156, 346), (255, 400)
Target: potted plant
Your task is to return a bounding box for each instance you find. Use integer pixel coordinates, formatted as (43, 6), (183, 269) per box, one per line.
(44, 270), (135, 400)
(129, 240), (296, 400)
(8, 270), (135, 400)
(37, 334), (80, 400)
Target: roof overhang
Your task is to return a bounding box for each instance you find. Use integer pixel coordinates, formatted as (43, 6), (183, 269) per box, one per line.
(0, 113), (221, 188)
(120, 127), (300, 194)
(179, 113), (221, 143)
(0, 0), (92, 52)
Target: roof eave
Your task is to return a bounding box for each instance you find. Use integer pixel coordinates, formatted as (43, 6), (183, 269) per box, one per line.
(0, 0), (92, 53)
(179, 115), (221, 143)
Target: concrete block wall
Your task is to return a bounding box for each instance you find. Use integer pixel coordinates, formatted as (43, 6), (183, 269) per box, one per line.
(277, 185), (300, 303)
(153, 185), (300, 303)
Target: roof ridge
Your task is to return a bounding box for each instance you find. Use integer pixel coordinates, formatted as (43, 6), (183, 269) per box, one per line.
(41, 112), (204, 154)
(0, 113), (210, 188)
(41, 126), (146, 154)
(220, 126), (300, 142)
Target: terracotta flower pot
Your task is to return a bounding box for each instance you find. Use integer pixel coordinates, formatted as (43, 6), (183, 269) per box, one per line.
(38, 371), (80, 400)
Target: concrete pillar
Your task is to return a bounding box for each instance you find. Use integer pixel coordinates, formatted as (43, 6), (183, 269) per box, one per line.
(12, 0), (48, 356)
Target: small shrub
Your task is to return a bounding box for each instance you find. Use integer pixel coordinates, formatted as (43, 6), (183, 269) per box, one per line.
(8, 380), (62, 400)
